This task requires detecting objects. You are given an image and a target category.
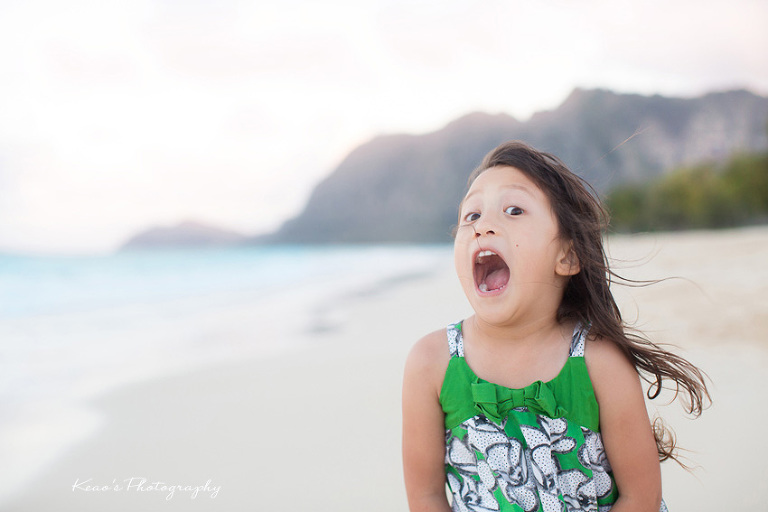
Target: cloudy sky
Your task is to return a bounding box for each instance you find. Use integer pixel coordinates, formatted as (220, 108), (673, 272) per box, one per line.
(1, 0), (766, 255)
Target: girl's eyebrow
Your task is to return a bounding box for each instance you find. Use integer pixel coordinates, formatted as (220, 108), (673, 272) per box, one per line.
(461, 183), (536, 205)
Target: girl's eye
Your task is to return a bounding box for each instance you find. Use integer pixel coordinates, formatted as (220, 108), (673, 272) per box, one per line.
(505, 206), (524, 216)
(463, 212), (480, 222)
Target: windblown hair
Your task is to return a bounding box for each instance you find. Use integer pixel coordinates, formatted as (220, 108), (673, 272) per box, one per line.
(466, 140), (710, 464)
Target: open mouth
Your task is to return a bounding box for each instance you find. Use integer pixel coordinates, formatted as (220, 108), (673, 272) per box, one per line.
(474, 250), (510, 293)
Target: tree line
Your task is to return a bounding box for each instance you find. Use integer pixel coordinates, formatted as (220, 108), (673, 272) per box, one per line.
(606, 150), (768, 232)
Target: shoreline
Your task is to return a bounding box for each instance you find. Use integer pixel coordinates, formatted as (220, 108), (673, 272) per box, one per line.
(3, 254), (463, 511)
(0, 244), (454, 508)
(5, 226), (768, 511)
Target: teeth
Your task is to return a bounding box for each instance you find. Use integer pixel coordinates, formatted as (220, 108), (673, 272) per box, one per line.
(476, 250), (497, 262)
(479, 283), (488, 292)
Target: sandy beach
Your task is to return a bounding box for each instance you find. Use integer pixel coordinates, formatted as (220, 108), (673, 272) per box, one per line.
(4, 227), (768, 511)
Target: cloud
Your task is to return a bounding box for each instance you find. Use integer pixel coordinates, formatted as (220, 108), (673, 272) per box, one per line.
(0, 0), (766, 254)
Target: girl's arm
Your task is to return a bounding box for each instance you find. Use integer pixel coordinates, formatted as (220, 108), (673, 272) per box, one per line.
(402, 330), (452, 512)
(586, 338), (663, 511)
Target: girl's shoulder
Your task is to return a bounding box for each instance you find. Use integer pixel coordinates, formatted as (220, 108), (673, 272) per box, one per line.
(583, 335), (635, 375)
(406, 327), (452, 369)
(583, 335), (643, 407)
(404, 327), (452, 392)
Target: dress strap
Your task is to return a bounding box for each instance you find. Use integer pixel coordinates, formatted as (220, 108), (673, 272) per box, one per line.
(569, 321), (591, 357)
(447, 322), (465, 357)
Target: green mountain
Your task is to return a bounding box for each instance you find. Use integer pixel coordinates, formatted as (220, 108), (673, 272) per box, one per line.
(260, 88), (768, 244)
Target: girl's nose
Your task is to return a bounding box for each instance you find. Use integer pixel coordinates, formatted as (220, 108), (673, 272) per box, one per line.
(473, 226), (496, 237)
(473, 212), (499, 237)
(474, 212), (498, 235)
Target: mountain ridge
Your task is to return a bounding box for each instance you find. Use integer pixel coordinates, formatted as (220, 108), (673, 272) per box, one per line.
(119, 220), (247, 251)
(119, 87), (768, 249)
(259, 87), (768, 244)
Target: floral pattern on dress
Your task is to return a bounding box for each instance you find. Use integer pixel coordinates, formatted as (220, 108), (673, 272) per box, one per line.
(447, 416), (538, 512)
(577, 428), (614, 500)
(446, 413), (619, 512)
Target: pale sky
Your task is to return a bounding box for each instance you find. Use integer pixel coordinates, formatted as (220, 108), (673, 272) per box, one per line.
(1, 0), (766, 255)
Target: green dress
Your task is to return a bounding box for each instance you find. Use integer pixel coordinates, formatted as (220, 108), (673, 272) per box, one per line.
(440, 321), (667, 512)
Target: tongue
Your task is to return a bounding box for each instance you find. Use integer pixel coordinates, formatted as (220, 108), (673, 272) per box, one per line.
(484, 267), (510, 290)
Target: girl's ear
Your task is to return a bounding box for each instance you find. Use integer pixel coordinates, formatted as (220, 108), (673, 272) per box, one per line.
(556, 240), (581, 277)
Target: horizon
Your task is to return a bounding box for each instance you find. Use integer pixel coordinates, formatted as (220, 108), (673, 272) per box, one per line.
(1, 0), (766, 256)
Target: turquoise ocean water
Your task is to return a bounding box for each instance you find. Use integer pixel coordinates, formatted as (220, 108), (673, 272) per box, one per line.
(1, 243), (452, 396)
(1, 245), (443, 318)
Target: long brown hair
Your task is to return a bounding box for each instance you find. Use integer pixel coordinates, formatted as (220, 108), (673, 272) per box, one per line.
(466, 140), (710, 463)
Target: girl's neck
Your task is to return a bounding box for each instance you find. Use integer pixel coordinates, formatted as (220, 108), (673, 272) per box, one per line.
(467, 314), (567, 350)
(462, 314), (574, 389)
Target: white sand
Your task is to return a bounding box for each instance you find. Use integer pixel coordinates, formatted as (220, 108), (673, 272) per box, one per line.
(4, 227), (767, 511)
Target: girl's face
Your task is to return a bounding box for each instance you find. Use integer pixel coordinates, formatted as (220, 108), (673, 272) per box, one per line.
(454, 166), (579, 326)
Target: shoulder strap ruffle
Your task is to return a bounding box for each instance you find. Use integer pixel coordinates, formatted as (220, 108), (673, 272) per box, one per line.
(447, 322), (464, 357)
(569, 321), (591, 357)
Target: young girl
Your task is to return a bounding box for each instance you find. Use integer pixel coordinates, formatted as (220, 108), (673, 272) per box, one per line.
(402, 141), (709, 512)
